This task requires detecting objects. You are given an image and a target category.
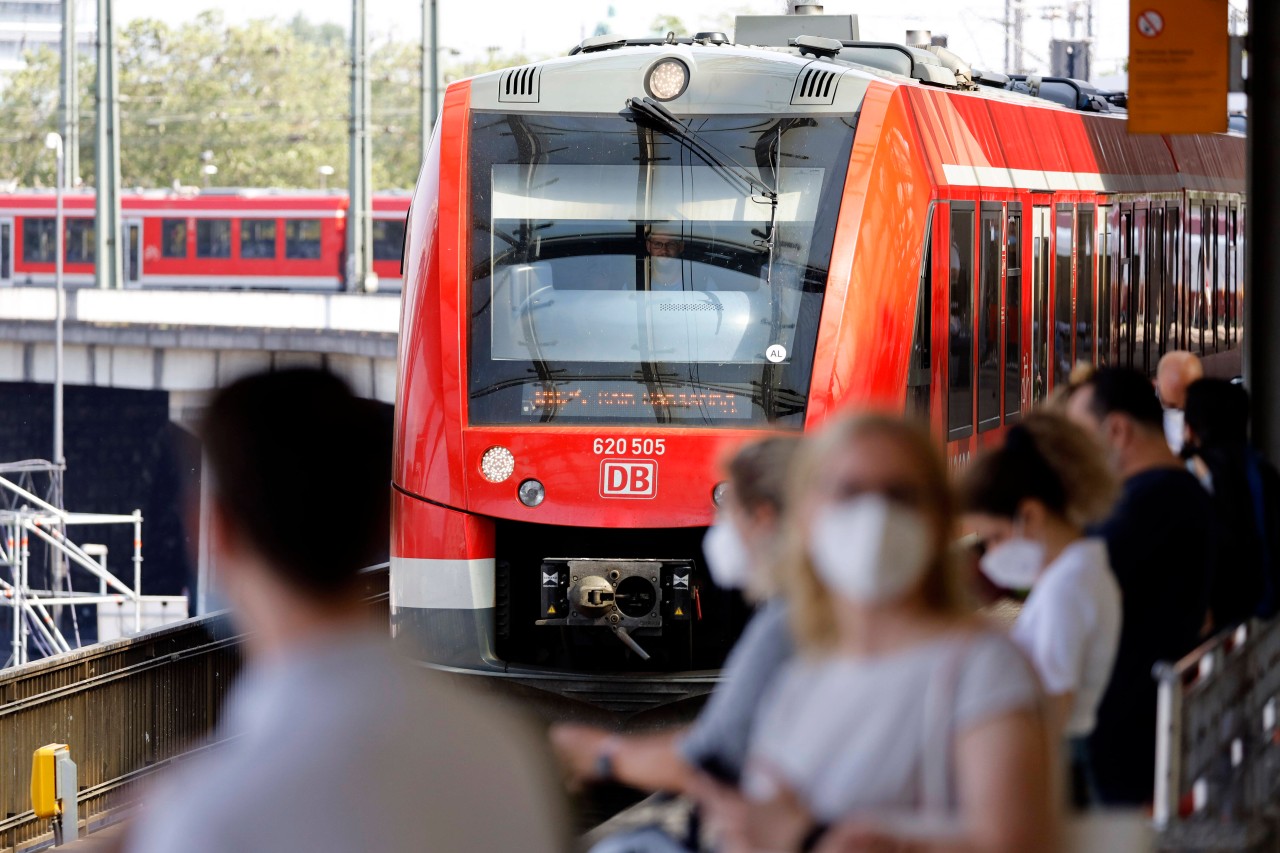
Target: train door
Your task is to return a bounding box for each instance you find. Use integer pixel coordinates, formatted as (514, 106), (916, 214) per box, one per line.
(946, 202), (976, 448)
(0, 218), (11, 286)
(123, 219), (142, 286)
(1031, 207), (1051, 403)
(1005, 204), (1022, 422)
(1053, 204), (1075, 388)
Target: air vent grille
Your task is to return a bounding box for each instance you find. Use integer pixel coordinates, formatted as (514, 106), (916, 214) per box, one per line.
(790, 64), (840, 105)
(499, 65), (541, 103)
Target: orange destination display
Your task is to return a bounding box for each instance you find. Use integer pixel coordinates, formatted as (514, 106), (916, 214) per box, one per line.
(1128, 0), (1229, 134)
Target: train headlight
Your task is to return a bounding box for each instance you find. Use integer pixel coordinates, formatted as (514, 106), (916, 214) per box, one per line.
(480, 446), (516, 483)
(646, 59), (690, 101)
(711, 481), (730, 507)
(518, 479), (546, 508)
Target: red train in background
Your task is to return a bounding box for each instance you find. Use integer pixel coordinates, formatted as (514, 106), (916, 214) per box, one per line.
(0, 190), (411, 291)
(392, 15), (1245, 708)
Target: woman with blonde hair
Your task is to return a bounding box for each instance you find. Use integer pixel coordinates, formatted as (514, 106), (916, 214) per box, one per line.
(959, 411), (1121, 807)
(696, 415), (1057, 853)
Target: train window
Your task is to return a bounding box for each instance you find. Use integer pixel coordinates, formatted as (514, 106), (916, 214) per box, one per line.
(1228, 206), (1239, 347)
(1189, 204), (1204, 355)
(1164, 204), (1181, 352)
(196, 219), (232, 259)
(977, 204), (1001, 432)
(1097, 208), (1113, 365)
(1148, 207), (1162, 362)
(1216, 204), (1228, 351)
(948, 205), (975, 441)
(1053, 206), (1074, 387)
(23, 218), (55, 263)
(1116, 210), (1132, 367)
(1236, 205), (1246, 345)
(240, 219), (277, 260)
(467, 111), (857, 427)
(372, 219), (406, 262)
(1032, 207), (1050, 402)
(1077, 208), (1095, 365)
(1005, 206), (1022, 420)
(65, 219), (95, 264)
(1132, 208), (1148, 373)
(285, 219), (322, 260)
(162, 219), (187, 259)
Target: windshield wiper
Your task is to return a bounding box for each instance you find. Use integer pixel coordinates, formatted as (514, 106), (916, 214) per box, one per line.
(625, 96), (777, 201)
(624, 95), (781, 293)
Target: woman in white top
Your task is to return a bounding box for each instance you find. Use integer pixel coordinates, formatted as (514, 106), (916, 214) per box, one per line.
(959, 412), (1122, 808)
(695, 415), (1057, 853)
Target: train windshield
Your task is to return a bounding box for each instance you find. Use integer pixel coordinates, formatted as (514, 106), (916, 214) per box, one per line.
(468, 111), (855, 427)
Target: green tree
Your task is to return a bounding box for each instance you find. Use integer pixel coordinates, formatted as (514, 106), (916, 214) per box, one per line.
(0, 12), (542, 191)
(650, 15), (687, 37)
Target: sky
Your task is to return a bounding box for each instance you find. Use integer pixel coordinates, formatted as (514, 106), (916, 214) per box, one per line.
(100, 0), (1154, 81)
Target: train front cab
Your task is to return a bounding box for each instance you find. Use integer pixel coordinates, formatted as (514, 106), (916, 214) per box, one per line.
(388, 51), (938, 702)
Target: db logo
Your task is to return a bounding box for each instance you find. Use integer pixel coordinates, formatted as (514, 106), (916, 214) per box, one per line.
(600, 459), (658, 499)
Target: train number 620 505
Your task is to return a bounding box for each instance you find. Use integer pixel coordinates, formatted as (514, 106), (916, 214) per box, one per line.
(593, 438), (666, 456)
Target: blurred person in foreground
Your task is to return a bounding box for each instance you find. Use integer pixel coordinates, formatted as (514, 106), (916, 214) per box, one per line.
(126, 369), (566, 853)
(959, 413), (1121, 808)
(695, 415), (1057, 853)
(1155, 350), (1203, 454)
(1183, 378), (1279, 624)
(1065, 367), (1214, 807)
(552, 437), (799, 796)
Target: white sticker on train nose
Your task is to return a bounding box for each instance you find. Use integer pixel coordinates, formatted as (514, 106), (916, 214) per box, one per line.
(766, 344), (787, 363)
(600, 459), (658, 499)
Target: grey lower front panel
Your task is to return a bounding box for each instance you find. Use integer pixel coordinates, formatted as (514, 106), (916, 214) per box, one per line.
(391, 604), (503, 672)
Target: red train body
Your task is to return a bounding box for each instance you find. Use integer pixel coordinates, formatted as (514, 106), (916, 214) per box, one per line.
(392, 31), (1244, 706)
(0, 190), (410, 290)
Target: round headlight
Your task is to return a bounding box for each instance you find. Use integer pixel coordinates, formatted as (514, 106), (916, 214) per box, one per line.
(711, 481), (730, 507)
(646, 59), (689, 101)
(518, 479), (546, 508)
(480, 446), (515, 483)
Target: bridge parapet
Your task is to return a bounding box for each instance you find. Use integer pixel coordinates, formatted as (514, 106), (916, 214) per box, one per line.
(0, 288), (400, 407)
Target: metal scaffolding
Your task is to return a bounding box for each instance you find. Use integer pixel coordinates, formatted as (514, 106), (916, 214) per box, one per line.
(0, 463), (144, 668)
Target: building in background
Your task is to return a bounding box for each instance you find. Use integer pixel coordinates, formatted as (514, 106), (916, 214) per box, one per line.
(0, 0), (93, 75)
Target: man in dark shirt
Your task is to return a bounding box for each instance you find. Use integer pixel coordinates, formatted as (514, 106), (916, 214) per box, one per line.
(1065, 367), (1214, 806)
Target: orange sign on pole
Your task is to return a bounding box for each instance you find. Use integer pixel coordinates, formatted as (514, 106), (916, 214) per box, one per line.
(1128, 0), (1228, 135)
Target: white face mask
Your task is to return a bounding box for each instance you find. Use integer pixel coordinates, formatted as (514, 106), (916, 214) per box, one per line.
(979, 530), (1046, 590)
(1163, 408), (1185, 454)
(808, 494), (931, 604)
(703, 518), (753, 590)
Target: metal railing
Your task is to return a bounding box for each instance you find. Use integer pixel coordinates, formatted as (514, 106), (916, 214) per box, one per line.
(1154, 617), (1280, 850)
(0, 565), (388, 853)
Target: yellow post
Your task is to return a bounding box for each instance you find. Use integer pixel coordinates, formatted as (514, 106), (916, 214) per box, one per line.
(31, 743), (77, 844)
(30, 744), (65, 819)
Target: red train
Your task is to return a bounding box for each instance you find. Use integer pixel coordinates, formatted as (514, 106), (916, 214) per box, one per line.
(0, 190), (411, 290)
(392, 18), (1245, 706)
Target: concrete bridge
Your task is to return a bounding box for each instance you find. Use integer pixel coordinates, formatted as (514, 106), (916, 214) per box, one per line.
(0, 287), (399, 423)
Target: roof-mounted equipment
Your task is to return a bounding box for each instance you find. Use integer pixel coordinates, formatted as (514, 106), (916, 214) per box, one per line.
(734, 12), (858, 46)
(791, 35), (843, 60)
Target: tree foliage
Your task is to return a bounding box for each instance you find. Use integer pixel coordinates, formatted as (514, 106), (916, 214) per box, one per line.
(0, 12), (534, 190)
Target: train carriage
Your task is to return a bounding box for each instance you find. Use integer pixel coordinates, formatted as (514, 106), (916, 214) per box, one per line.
(393, 17), (1244, 708)
(0, 190), (411, 291)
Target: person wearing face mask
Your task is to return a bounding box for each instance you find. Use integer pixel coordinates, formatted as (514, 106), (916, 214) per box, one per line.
(1064, 367), (1215, 807)
(550, 437), (800, 798)
(959, 413), (1121, 808)
(695, 415), (1056, 853)
(1155, 350), (1203, 454)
